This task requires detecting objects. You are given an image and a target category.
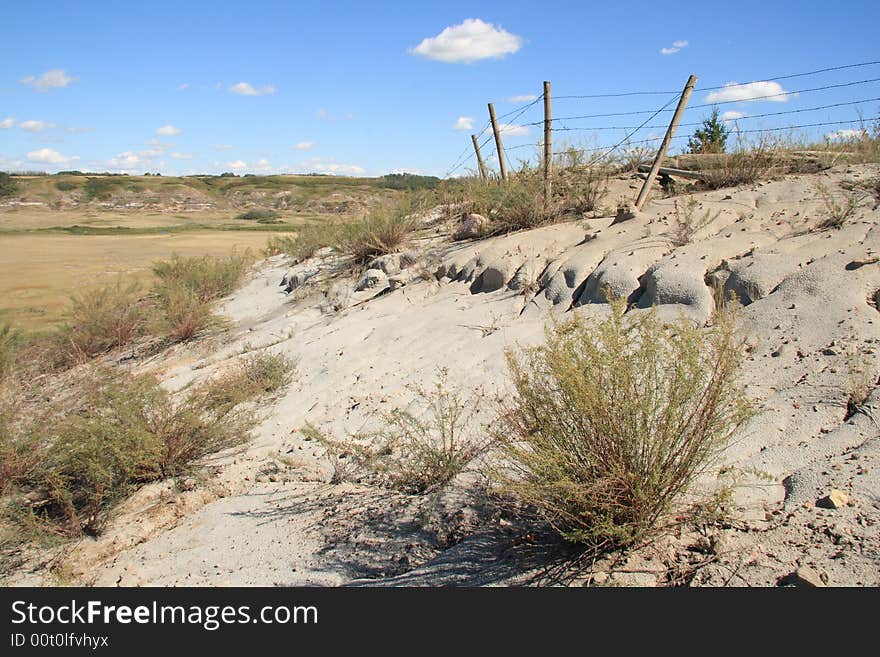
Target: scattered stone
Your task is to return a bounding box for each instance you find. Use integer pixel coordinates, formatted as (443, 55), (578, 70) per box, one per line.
(355, 268), (388, 291)
(783, 566), (825, 587)
(817, 489), (850, 509)
(612, 204), (638, 224)
(771, 344), (787, 357)
(453, 213), (488, 240)
(178, 477), (197, 492)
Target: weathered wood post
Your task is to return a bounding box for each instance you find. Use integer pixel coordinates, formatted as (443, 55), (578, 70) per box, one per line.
(543, 80), (552, 209)
(635, 74), (698, 210)
(471, 134), (488, 182)
(488, 102), (508, 181)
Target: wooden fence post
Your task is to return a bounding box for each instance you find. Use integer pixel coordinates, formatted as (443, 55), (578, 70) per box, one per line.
(488, 102), (508, 181)
(543, 80), (552, 208)
(634, 74), (698, 210)
(471, 134), (488, 182)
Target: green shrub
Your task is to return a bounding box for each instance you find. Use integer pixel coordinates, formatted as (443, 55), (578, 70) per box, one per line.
(151, 285), (221, 343)
(3, 357), (291, 536)
(192, 352), (295, 416)
(494, 299), (754, 550)
(688, 107), (730, 154)
(152, 253), (250, 304)
(236, 209), (280, 223)
(83, 177), (123, 201)
(62, 281), (149, 361)
(55, 180), (78, 192)
(0, 173), (17, 198)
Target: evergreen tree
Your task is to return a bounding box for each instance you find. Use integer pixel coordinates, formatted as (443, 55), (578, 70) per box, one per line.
(687, 106), (730, 154)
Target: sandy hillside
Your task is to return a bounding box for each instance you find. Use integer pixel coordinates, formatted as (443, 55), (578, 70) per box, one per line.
(12, 163), (880, 587)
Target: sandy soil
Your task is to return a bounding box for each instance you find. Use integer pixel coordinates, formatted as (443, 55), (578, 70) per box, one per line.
(9, 164), (879, 587)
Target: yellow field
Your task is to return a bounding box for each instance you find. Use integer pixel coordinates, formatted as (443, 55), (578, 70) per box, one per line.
(0, 230), (282, 333)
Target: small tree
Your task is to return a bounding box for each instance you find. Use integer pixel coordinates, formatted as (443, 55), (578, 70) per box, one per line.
(688, 106), (730, 154)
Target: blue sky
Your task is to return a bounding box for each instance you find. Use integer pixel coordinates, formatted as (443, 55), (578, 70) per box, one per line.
(1, 1), (878, 177)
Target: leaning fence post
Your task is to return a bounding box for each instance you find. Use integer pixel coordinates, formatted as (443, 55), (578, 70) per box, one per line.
(471, 134), (488, 182)
(634, 74), (698, 210)
(488, 102), (508, 181)
(543, 80), (552, 209)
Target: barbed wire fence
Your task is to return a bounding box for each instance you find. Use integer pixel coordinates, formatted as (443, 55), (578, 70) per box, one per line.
(444, 60), (880, 209)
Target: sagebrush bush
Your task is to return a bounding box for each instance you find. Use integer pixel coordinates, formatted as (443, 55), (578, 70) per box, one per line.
(151, 285), (221, 343)
(668, 197), (719, 246)
(310, 369), (493, 493)
(63, 280), (149, 361)
(493, 299), (754, 550)
(2, 355), (293, 536)
(336, 206), (417, 263)
(152, 253), (250, 304)
(191, 352), (295, 416)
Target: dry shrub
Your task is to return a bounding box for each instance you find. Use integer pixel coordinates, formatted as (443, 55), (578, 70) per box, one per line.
(2, 354), (293, 537)
(698, 139), (777, 190)
(815, 182), (870, 230)
(309, 369), (494, 494)
(151, 285), (221, 343)
(62, 280), (149, 361)
(450, 158), (608, 236)
(668, 197), (720, 246)
(493, 299), (755, 550)
(152, 253), (251, 304)
(336, 205), (418, 263)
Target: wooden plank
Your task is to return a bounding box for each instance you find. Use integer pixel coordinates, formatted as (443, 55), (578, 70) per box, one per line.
(637, 164), (707, 180)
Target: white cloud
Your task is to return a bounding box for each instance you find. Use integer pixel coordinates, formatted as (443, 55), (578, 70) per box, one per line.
(410, 18), (523, 63)
(26, 148), (78, 164)
(295, 158), (366, 176)
(660, 39), (688, 55)
(721, 110), (746, 121)
(826, 128), (865, 141)
(215, 144), (234, 150)
(178, 83), (189, 90)
(506, 94), (537, 103)
(229, 82), (276, 96)
(170, 152), (195, 160)
(20, 69), (75, 91)
(156, 125), (181, 136)
(453, 116), (474, 131)
(0, 118), (15, 129)
(498, 123), (529, 137)
(705, 81), (792, 103)
(227, 160), (247, 170)
(293, 141), (315, 150)
(20, 120), (56, 132)
(315, 108), (353, 121)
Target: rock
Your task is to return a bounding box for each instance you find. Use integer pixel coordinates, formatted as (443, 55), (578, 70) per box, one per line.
(282, 266), (319, 293)
(388, 269), (418, 290)
(611, 204), (638, 224)
(771, 344), (787, 357)
(817, 489), (849, 509)
(355, 268), (388, 292)
(368, 254), (401, 276)
(821, 347), (838, 356)
(322, 281), (353, 312)
(453, 213), (488, 240)
(784, 566), (825, 587)
(178, 477), (197, 492)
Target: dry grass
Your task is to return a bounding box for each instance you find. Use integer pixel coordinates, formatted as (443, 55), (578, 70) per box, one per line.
(335, 204), (419, 263)
(493, 299), (755, 550)
(815, 182), (870, 230)
(449, 161), (608, 236)
(667, 197), (720, 246)
(309, 369), (495, 494)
